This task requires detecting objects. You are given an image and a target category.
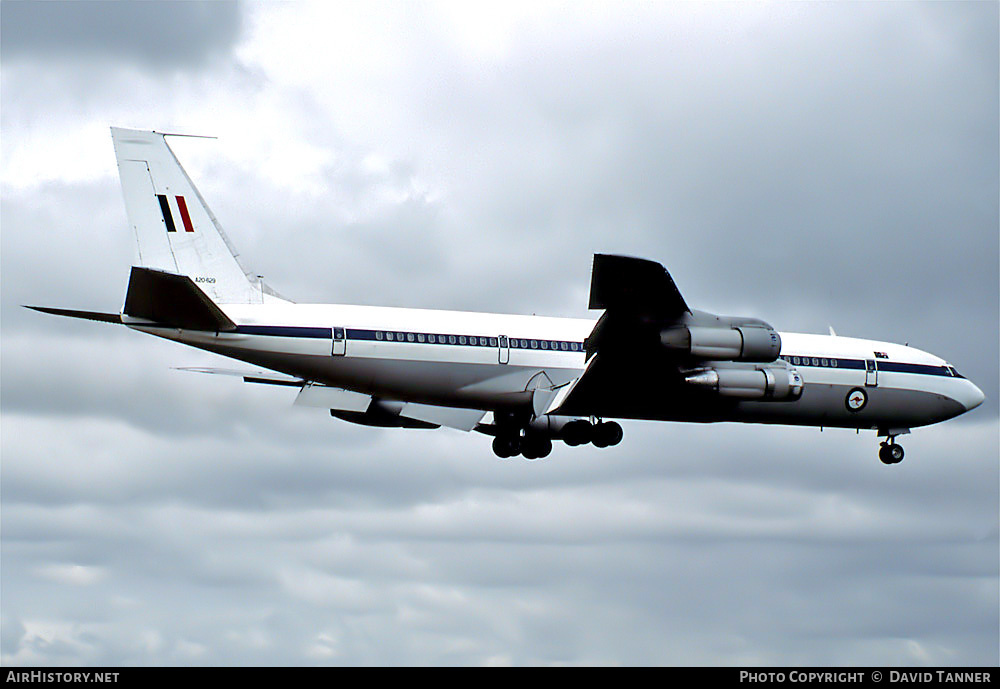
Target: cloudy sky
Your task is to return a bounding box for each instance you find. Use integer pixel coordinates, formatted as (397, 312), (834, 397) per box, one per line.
(2, 1), (997, 666)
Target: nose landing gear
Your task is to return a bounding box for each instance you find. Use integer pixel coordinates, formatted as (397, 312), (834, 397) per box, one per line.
(878, 440), (904, 464)
(876, 428), (909, 465)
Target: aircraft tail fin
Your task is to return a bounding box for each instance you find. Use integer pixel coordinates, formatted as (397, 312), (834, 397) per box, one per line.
(110, 127), (283, 305)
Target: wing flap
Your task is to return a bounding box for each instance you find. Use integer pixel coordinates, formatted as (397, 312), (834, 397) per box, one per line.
(400, 404), (487, 431)
(294, 384), (372, 412)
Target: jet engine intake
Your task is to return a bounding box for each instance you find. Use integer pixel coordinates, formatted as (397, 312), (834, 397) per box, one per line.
(684, 365), (803, 401)
(661, 325), (781, 362)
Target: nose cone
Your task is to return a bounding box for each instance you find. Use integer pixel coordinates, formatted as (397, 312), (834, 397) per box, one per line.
(957, 379), (985, 412)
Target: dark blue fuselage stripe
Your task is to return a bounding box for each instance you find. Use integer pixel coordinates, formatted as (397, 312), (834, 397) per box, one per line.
(236, 325), (332, 338)
(876, 361), (952, 376)
(783, 355), (953, 377)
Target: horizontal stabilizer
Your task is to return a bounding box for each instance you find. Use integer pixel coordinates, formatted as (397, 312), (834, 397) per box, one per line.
(24, 306), (122, 324)
(123, 266), (236, 331)
(174, 367), (304, 387)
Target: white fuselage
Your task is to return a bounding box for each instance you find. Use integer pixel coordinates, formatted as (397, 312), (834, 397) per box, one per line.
(128, 302), (984, 431)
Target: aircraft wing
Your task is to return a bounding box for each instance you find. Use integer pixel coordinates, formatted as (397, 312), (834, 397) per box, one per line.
(549, 254), (700, 419)
(550, 254), (788, 419)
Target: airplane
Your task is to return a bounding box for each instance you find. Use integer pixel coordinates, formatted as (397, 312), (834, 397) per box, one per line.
(28, 128), (985, 464)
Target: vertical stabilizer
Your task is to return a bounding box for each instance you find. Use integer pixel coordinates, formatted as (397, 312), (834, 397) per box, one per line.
(111, 127), (270, 304)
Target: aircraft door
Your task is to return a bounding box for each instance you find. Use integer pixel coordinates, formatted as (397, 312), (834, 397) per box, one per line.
(332, 327), (346, 356)
(498, 335), (509, 364)
(865, 359), (877, 387)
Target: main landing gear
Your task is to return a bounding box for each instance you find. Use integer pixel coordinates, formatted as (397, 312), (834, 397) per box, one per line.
(490, 418), (623, 460)
(562, 419), (624, 448)
(492, 433), (552, 460)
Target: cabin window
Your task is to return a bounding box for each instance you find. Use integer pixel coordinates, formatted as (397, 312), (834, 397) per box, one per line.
(831, 359), (838, 367)
(560, 342), (568, 351)
(821, 358), (828, 367)
(571, 343), (580, 351)
(541, 341), (548, 349)
(812, 358), (819, 366)
(417, 333), (425, 343)
(376, 331), (384, 340)
(489, 337), (498, 347)
(386, 332), (394, 341)
(459, 335), (467, 345)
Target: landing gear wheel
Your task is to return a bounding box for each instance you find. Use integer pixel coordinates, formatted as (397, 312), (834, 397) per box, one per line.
(492, 435), (520, 459)
(562, 420), (593, 446)
(521, 435), (552, 460)
(889, 444), (904, 463)
(592, 421), (623, 448)
(879, 441), (904, 465)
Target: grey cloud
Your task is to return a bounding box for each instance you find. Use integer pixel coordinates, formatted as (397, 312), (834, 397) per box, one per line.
(2, 420), (996, 665)
(0, 617), (26, 657)
(0, 1), (243, 69)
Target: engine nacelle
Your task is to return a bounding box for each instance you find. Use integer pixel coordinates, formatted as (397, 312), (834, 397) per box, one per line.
(684, 365), (803, 401)
(661, 324), (781, 362)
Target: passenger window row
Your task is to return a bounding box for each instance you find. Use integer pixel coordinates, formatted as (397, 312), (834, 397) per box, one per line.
(371, 330), (581, 351)
(788, 356), (839, 368)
